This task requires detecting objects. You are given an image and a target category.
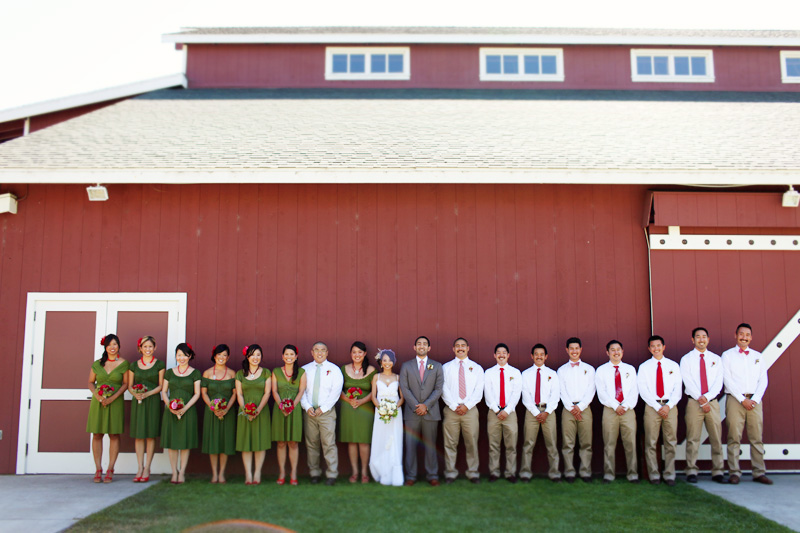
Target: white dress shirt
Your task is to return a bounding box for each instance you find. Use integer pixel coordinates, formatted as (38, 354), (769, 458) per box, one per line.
(722, 346), (768, 404)
(596, 361), (638, 411)
(300, 359), (344, 414)
(556, 360), (596, 412)
(442, 357), (484, 411)
(484, 363), (522, 414)
(637, 356), (682, 411)
(680, 349), (723, 402)
(521, 364), (560, 415)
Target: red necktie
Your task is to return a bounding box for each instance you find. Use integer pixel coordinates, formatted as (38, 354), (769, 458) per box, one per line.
(499, 367), (506, 408)
(419, 359), (425, 381)
(614, 366), (624, 403)
(535, 367), (541, 404)
(699, 353), (709, 396)
(458, 361), (466, 400)
(739, 348), (750, 355)
(656, 361), (664, 398)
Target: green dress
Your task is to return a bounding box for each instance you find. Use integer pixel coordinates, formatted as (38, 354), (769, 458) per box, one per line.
(129, 358), (165, 439)
(86, 359), (130, 435)
(201, 376), (237, 455)
(271, 367), (304, 443)
(339, 365), (376, 444)
(161, 368), (201, 449)
(235, 369), (272, 452)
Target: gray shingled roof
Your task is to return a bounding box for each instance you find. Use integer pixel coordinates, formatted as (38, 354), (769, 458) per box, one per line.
(1, 89), (799, 177)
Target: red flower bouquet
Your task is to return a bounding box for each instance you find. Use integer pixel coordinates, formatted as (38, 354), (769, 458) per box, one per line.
(346, 387), (363, 400)
(97, 384), (115, 404)
(131, 383), (148, 404)
(240, 402), (258, 418)
(210, 398), (228, 413)
(170, 398), (185, 419)
(280, 398), (294, 414)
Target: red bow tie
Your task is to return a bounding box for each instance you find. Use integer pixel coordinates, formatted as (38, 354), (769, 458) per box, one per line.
(570, 362), (580, 367)
(739, 348), (750, 355)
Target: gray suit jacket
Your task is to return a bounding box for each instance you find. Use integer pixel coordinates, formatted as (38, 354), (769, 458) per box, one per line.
(400, 357), (444, 421)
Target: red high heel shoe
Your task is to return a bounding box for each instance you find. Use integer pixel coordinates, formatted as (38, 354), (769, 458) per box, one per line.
(276, 477), (286, 485)
(93, 469), (103, 483)
(290, 478), (299, 486)
(103, 469), (114, 483)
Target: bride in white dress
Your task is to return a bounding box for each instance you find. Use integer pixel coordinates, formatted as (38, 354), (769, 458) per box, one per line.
(369, 349), (405, 486)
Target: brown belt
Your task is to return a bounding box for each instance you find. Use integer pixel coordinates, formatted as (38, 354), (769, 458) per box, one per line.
(744, 394), (753, 399)
(537, 404), (547, 410)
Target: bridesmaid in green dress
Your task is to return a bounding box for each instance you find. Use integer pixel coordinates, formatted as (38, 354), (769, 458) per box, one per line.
(339, 341), (376, 484)
(236, 344), (272, 485)
(86, 333), (129, 483)
(201, 344), (237, 483)
(271, 344), (307, 485)
(127, 335), (165, 483)
(160, 342), (201, 484)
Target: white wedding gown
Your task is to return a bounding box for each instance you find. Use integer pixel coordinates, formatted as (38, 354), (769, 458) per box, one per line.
(369, 379), (404, 486)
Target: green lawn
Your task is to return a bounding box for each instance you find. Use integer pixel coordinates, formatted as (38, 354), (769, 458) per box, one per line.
(69, 476), (790, 533)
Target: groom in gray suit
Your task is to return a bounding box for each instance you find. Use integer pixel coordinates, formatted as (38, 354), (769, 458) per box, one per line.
(400, 335), (444, 486)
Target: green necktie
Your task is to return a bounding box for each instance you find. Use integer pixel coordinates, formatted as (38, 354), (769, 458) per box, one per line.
(312, 363), (322, 409)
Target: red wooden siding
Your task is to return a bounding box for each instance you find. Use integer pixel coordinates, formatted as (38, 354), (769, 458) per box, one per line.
(653, 192), (800, 228)
(0, 183), (653, 473)
(0, 119), (25, 142)
(186, 44), (800, 92)
(29, 99), (124, 133)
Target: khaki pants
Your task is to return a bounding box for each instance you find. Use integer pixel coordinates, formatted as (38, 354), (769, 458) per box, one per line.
(304, 409), (338, 479)
(520, 409), (560, 480)
(487, 410), (518, 478)
(561, 406), (593, 478)
(726, 396), (766, 477)
(684, 398), (724, 476)
(643, 405), (678, 481)
(443, 406), (480, 480)
(602, 406), (638, 481)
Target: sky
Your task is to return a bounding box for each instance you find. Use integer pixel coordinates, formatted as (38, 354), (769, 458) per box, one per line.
(2, 0), (800, 111)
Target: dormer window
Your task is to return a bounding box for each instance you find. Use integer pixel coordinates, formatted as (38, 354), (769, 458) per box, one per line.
(780, 51), (800, 83)
(630, 49), (715, 83)
(325, 47), (410, 80)
(479, 48), (565, 82)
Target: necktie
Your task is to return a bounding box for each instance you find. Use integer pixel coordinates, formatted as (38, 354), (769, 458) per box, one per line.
(419, 359), (425, 381)
(699, 353), (709, 396)
(499, 367), (506, 408)
(535, 367), (541, 404)
(614, 366), (624, 403)
(656, 361), (664, 398)
(570, 361), (580, 367)
(312, 363), (322, 408)
(458, 360), (467, 400)
(739, 348), (750, 355)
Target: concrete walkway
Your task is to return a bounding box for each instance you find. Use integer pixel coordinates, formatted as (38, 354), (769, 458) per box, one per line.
(695, 474), (800, 532)
(0, 474), (152, 533)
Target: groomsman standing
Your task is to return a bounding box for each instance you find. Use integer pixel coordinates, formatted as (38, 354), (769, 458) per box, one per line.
(300, 342), (344, 485)
(722, 323), (772, 485)
(596, 340), (639, 483)
(520, 343), (561, 482)
(637, 335), (682, 486)
(680, 327), (725, 484)
(557, 337), (596, 483)
(442, 337), (485, 483)
(484, 343), (522, 483)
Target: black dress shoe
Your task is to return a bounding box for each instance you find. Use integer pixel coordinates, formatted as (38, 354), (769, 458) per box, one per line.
(488, 475), (499, 482)
(602, 479), (611, 484)
(581, 476), (592, 483)
(686, 474), (698, 483)
(507, 476), (517, 484)
(664, 479), (676, 486)
(711, 475), (727, 484)
(445, 478), (455, 485)
(520, 477), (532, 483)
(650, 479), (662, 485)
(325, 478), (336, 486)
(565, 476), (575, 484)
(551, 477), (561, 483)
(470, 477), (480, 484)
(728, 475), (740, 485)
(310, 476), (320, 485)
(629, 479), (640, 484)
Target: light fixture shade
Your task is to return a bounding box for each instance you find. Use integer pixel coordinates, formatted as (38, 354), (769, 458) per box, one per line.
(0, 193), (18, 214)
(783, 186), (800, 208)
(86, 185), (109, 201)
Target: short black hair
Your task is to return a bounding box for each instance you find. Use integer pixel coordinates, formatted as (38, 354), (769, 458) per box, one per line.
(414, 335), (431, 346)
(692, 327), (709, 338)
(453, 337), (469, 347)
(532, 343), (548, 355)
(606, 339), (623, 351)
(736, 323), (753, 333)
(494, 343), (510, 353)
(647, 335), (665, 346)
(566, 337), (582, 348)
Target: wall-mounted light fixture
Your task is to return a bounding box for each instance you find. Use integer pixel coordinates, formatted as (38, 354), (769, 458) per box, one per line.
(0, 193), (18, 214)
(783, 185), (800, 208)
(86, 184), (109, 201)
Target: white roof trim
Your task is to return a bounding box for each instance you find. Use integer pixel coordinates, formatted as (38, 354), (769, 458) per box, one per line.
(0, 74), (187, 123)
(1, 168), (798, 186)
(161, 32), (800, 47)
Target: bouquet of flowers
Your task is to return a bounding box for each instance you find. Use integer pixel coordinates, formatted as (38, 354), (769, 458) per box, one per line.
(131, 383), (148, 404)
(209, 398), (228, 414)
(377, 398), (399, 424)
(240, 402), (258, 418)
(346, 387), (363, 400)
(97, 385), (115, 406)
(170, 398), (185, 419)
(280, 398), (294, 414)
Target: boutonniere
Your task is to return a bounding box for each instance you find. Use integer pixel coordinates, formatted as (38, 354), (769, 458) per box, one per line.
(626, 373), (630, 379)
(669, 370), (673, 375)
(547, 376), (552, 381)
(755, 359), (760, 364)
(584, 369), (587, 375)
(509, 376), (514, 381)
(711, 361), (716, 367)
(326, 370), (331, 375)
(469, 367), (473, 372)
(427, 364), (433, 370)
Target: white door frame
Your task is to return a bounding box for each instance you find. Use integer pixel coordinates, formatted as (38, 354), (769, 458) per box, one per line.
(17, 292), (187, 474)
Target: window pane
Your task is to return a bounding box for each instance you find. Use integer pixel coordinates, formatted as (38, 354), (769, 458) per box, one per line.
(503, 55), (519, 74)
(541, 55), (557, 74)
(674, 57), (690, 75)
(691, 56), (706, 76)
(332, 54), (348, 73)
(350, 54), (365, 73)
(388, 54), (404, 73)
(636, 56), (652, 75)
(787, 58), (800, 77)
(524, 55), (540, 74)
(371, 54), (386, 73)
(654, 56), (669, 75)
(486, 55), (501, 74)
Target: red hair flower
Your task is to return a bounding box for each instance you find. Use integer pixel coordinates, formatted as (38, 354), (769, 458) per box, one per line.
(212, 345), (218, 356)
(242, 346), (249, 356)
(99, 336), (106, 346)
(137, 337), (143, 348)
(186, 342), (193, 351)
